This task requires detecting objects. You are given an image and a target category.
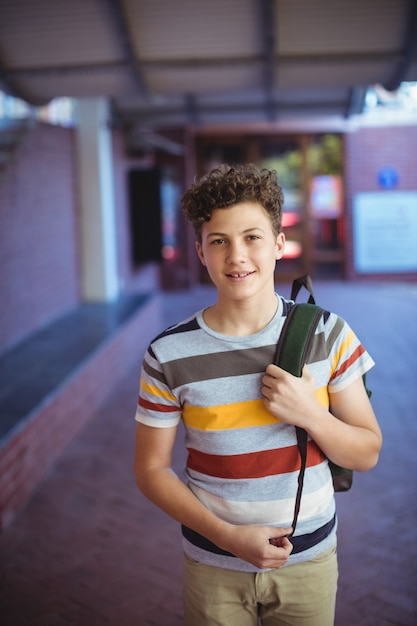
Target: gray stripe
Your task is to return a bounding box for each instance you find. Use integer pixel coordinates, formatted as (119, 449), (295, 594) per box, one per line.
(187, 422), (296, 455)
(164, 344), (275, 388)
(142, 359), (166, 385)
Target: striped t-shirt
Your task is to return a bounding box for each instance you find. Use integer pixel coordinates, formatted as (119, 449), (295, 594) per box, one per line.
(136, 295), (375, 572)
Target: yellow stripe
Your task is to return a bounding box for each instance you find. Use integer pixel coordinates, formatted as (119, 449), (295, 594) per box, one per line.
(315, 386), (329, 409)
(142, 379), (330, 425)
(140, 378), (177, 402)
(183, 399), (280, 430)
(331, 329), (355, 373)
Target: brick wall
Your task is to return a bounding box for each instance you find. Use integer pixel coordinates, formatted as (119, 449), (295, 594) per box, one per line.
(344, 124), (417, 280)
(0, 123), (163, 356)
(0, 294), (162, 530)
(0, 123), (164, 530)
(0, 123), (80, 354)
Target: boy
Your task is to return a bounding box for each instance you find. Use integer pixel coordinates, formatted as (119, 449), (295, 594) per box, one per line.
(134, 163), (382, 625)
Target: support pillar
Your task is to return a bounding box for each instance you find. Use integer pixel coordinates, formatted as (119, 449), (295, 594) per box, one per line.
(76, 98), (119, 301)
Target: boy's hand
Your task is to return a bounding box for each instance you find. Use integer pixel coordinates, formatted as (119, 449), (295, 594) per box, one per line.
(220, 524), (293, 570)
(261, 364), (318, 428)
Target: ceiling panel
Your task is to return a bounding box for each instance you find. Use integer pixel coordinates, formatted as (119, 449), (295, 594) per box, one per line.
(146, 64), (263, 95)
(277, 0), (407, 54)
(0, 0), (124, 68)
(127, 0), (259, 61)
(0, 0), (415, 139)
(277, 58), (398, 89)
(17, 69), (137, 102)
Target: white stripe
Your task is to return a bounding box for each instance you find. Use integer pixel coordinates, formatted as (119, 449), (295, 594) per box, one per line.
(189, 479), (334, 526)
(135, 410), (179, 428)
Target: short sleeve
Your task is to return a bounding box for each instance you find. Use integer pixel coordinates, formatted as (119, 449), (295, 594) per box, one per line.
(135, 345), (182, 428)
(325, 313), (375, 393)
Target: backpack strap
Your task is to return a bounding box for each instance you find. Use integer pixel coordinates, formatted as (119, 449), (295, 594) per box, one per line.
(274, 303), (322, 377)
(290, 274), (316, 304)
(274, 302), (323, 533)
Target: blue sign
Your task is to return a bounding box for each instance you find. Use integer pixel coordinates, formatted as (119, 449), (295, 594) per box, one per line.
(377, 166), (399, 189)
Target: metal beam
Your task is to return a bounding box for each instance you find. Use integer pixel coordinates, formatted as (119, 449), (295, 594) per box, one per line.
(185, 93), (199, 125)
(5, 50), (403, 79)
(260, 0), (276, 121)
(106, 0), (148, 97)
(345, 86), (368, 118)
(117, 97), (348, 126)
(0, 53), (43, 106)
(383, 0), (417, 91)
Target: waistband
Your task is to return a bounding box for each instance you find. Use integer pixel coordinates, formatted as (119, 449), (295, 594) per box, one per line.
(182, 514), (336, 558)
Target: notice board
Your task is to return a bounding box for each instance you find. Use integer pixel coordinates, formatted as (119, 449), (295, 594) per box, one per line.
(353, 191), (417, 273)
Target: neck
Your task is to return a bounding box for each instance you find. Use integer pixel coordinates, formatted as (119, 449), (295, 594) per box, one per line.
(204, 292), (278, 336)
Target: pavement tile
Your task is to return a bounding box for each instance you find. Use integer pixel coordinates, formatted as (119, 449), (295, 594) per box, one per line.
(0, 282), (416, 625)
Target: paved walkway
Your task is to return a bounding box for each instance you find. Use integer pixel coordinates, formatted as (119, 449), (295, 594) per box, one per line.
(1, 281), (416, 625)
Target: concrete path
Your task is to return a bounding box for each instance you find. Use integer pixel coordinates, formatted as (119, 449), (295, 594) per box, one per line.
(1, 281), (416, 625)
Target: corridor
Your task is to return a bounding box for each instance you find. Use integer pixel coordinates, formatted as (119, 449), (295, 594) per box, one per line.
(0, 281), (416, 626)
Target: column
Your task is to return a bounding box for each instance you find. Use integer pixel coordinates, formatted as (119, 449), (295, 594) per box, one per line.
(76, 98), (119, 301)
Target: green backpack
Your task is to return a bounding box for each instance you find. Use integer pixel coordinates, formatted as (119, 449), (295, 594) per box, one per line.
(274, 275), (371, 530)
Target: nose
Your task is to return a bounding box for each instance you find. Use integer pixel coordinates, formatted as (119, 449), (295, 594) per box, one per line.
(226, 239), (247, 264)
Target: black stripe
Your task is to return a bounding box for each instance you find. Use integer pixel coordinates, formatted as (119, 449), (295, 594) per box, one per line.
(182, 526), (235, 557)
(290, 515), (336, 553)
(181, 515), (336, 558)
(164, 317), (201, 336)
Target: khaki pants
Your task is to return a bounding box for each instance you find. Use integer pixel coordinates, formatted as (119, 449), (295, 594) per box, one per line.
(183, 546), (338, 626)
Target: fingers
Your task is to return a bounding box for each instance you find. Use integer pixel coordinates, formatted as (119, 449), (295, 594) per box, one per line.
(265, 363), (280, 376)
(301, 364), (312, 380)
(267, 533), (293, 568)
(268, 526), (293, 548)
(266, 363), (311, 379)
(262, 365), (285, 393)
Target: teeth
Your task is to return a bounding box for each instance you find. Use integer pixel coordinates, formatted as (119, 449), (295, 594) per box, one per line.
(231, 273), (249, 277)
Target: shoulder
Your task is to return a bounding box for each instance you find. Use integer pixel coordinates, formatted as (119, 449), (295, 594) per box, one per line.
(148, 312), (200, 349)
(316, 308), (347, 338)
(153, 313), (200, 342)
(277, 294), (296, 318)
(314, 309), (364, 359)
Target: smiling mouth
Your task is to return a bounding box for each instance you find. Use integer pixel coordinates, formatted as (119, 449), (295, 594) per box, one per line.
(227, 271), (255, 278)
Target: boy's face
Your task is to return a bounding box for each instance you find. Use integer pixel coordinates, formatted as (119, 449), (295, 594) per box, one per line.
(196, 201), (285, 302)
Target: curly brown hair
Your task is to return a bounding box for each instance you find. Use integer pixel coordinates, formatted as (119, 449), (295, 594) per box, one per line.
(181, 163), (284, 240)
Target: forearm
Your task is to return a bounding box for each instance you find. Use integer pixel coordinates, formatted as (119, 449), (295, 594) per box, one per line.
(304, 406), (381, 471)
(134, 423), (293, 569)
(262, 366), (382, 471)
(136, 465), (232, 548)
(136, 464), (293, 569)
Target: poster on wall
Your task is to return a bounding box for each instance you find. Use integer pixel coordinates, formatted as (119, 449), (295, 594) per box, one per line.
(310, 175), (343, 219)
(353, 191), (417, 273)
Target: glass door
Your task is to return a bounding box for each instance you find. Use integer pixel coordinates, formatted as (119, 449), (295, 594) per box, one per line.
(257, 137), (310, 280)
(307, 134), (344, 278)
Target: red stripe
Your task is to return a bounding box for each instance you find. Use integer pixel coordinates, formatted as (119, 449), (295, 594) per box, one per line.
(332, 344), (365, 380)
(187, 441), (325, 479)
(138, 397), (178, 413)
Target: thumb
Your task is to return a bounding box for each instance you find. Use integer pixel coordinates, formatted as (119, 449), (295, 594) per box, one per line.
(268, 527), (293, 546)
(302, 364), (313, 380)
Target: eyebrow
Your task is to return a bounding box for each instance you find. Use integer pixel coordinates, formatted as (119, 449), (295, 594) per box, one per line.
(205, 226), (265, 238)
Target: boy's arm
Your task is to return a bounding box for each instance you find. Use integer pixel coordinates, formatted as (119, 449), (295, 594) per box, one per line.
(262, 366), (382, 471)
(134, 420), (293, 569)
(325, 375), (382, 470)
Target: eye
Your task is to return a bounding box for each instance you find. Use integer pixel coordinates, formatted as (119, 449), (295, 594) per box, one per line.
(246, 234), (261, 241)
(211, 238), (226, 245)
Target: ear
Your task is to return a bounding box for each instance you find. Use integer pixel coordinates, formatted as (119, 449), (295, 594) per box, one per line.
(275, 232), (286, 260)
(195, 241), (206, 266)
